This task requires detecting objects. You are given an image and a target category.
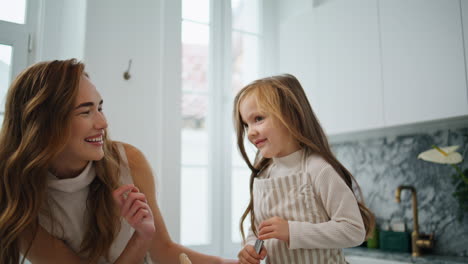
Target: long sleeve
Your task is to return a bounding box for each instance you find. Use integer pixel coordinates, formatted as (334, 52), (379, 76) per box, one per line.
(243, 226), (257, 247)
(288, 165), (366, 249)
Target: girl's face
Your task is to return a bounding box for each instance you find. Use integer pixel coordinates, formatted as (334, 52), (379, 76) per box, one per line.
(57, 76), (108, 168)
(239, 94), (300, 158)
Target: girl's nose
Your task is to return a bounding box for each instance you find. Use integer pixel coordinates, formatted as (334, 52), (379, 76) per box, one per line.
(247, 126), (258, 139)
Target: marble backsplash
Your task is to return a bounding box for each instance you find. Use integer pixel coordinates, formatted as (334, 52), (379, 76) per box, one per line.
(331, 127), (468, 256)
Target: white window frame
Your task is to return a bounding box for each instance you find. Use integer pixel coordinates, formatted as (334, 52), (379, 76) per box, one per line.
(0, 0), (41, 120)
(176, 0), (278, 258)
(158, 0), (277, 259)
(177, 0), (232, 256)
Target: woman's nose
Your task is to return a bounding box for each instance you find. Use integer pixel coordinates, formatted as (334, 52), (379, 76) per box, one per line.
(95, 112), (108, 130)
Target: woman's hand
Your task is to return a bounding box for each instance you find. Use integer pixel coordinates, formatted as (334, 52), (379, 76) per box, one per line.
(221, 259), (240, 264)
(113, 184), (156, 241)
(258, 216), (289, 244)
(237, 245), (266, 264)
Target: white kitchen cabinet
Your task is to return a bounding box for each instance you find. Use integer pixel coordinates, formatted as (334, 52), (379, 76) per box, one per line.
(279, 0), (384, 135)
(278, 0), (468, 136)
(315, 0), (384, 135)
(278, 9), (320, 127)
(379, 0), (468, 126)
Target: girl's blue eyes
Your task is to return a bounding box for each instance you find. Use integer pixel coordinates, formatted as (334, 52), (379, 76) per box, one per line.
(243, 115), (265, 127)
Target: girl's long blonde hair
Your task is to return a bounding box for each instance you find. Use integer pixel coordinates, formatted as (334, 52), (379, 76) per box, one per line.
(0, 59), (122, 264)
(233, 74), (375, 242)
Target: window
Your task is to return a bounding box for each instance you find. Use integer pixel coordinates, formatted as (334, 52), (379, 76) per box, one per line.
(0, 0), (34, 129)
(230, 0), (261, 244)
(180, 0), (211, 246)
(1, 3), (37, 264)
(0, 44), (12, 123)
(180, 0), (264, 257)
(0, 0), (27, 24)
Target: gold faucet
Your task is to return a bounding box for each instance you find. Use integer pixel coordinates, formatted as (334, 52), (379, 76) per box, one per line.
(395, 185), (434, 257)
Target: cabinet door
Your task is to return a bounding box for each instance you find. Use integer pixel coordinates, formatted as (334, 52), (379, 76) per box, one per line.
(279, 8), (320, 127)
(279, 0), (384, 135)
(380, 0), (468, 126)
(315, 0), (384, 135)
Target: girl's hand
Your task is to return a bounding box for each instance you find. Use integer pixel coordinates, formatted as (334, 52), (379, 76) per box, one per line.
(237, 245), (266, 264)
(113, 184), (156, 240)
(258, 216), (289, 244)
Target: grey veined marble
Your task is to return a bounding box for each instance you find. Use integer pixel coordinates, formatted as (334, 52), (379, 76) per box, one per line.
(331, 127), (468, 257)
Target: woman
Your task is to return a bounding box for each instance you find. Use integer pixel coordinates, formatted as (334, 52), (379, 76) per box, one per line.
(0, 59), (237, 264)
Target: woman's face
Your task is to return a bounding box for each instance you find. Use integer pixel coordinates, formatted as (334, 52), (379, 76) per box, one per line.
(57, 75), (108, 167)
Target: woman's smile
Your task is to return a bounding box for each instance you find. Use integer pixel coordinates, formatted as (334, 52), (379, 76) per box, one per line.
(84, 133), (104, 146)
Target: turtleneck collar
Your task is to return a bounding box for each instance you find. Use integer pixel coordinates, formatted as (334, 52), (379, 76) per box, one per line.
(47, 161), (95, 193)
(272, 148), (304, 169)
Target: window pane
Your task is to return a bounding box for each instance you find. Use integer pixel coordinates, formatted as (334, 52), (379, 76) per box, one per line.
(0, 0), (27, 24)
(231, 12), (261, 244)
(0, 44), (12, 113)
(231, 134), (256, 243)
(232, 32), (259, 93)
(182, 21), (209, 93)
(232, 0), (259, 34)
(182, 0), (209, 24)
(181, 17), (210, 246)
(232, 134), (256, 167)
(181, 166), (211, 245)
(181, 128), (209, 165)
(231, 167), (251, 243)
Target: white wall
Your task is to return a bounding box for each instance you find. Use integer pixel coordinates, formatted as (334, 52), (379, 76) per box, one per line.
(262, 0), (280, 75)
(83, 0), (182, 241)
(34, 0), (182, 241)
(38, 0), (86, 60)
(278, 0), (313, 22)
(84, 0), (162, 158)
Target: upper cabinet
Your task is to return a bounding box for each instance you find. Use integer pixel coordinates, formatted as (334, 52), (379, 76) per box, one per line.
(279, 9), (321, 128)
(278, 0), (468, 135)
(315, 0), (384, 134)
(380, 0), (468, 126)
(279, 0), (385, 135)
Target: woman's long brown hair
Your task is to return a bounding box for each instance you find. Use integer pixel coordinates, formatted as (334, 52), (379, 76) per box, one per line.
(0, 59), (122, 264)
(233, 74), (375, 242)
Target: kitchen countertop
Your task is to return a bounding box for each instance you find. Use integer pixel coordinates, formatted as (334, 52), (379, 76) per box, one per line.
(343, 247), (468, 264)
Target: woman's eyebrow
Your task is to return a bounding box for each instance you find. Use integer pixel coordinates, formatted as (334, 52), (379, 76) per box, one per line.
(75, 100), (103, 109)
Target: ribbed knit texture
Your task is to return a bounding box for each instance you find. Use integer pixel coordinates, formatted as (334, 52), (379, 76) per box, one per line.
(38, 143), (151, 263)
(244, 149), (365, 264)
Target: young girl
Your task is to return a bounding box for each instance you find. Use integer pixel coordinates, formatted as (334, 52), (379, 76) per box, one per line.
(0, 59), (237, 264)
(234, 74), (374, 264)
